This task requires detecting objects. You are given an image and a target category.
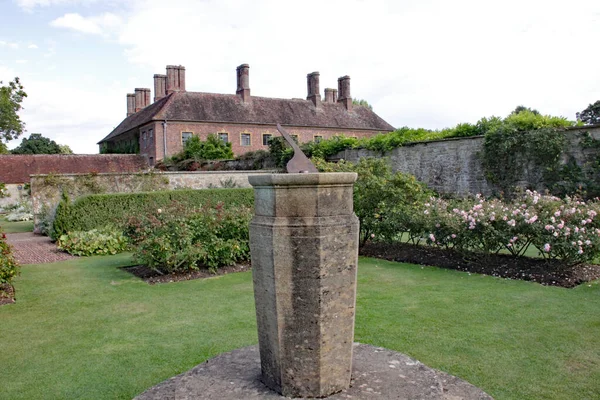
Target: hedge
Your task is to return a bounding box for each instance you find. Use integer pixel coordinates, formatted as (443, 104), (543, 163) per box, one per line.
(51, 188), (254, 240)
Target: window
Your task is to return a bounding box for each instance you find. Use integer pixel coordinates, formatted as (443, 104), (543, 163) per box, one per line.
(181, 132), (193, 145)
(314, 135), (323, 143)
(241, 133), (251, 146)
(218, 132), (229, 143)
(291, 134), (299, 143)
(262, 134), (273, 146)
(148, 128), (153, 139)
(142, 131), (147, 142)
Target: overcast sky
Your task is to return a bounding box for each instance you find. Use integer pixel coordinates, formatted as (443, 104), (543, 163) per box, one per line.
(1, 0), (599, 154)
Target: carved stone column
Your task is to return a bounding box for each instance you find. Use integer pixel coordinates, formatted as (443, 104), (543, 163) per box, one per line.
(249, 173), (359, 398)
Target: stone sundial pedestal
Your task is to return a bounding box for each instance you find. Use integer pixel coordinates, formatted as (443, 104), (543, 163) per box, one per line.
(248, 172), (359, 398)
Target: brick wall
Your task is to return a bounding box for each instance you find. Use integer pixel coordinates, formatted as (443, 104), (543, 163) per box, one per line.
(133, 121), (385, 162)
(0, 154), (148, 184)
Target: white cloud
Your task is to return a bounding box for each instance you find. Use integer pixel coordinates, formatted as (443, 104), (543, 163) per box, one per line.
(114, 0), (600, 129)
(28, 44), (38, 49)
(0, 41), (19, 49)
(16, 0), (99, 11)
(15, 60), (28, 64)
(50, 12), (122, 36)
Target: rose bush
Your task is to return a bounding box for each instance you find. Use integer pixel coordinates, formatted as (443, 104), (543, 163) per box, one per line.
(416, 190), (600, 265)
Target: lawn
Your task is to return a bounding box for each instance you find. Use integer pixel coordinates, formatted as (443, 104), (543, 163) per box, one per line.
(1, 217), (33, 233)
(1, 255), (599, 400)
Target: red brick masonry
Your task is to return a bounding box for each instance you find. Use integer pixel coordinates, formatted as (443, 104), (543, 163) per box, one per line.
(0, 154), (148, 184)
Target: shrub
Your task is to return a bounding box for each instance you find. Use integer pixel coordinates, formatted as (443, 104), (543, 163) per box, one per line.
(0, 182), (9, 198)
(129, 202), (252, 274)
(313, 157), (433, 246)
(183, 134), (234, 160)
(418, 191), (600, 266)
(57, 229), (128, 256)
(0, 229), (20, 288)
(51, 188), (254, 240)
(5, 201), (33, 221)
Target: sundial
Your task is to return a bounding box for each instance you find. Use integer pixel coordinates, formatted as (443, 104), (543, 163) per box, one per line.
(276, 124), (318, 173)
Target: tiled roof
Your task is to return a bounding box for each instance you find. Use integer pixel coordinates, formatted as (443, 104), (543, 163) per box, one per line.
(99, 92), (395, 143)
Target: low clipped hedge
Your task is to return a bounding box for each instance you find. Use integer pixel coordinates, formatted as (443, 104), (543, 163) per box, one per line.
(51, 188), (254, 240)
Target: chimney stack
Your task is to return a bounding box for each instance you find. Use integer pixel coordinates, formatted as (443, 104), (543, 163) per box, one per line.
(236, 64), (251, 103)
(324, 88), (337, 103)
(306, 72), (321, 107)
(166, 65), (186, 95)
(127, 93), (135, 116)
(337, 75), (352, 111)
(134, 88), (151, 112)
(154, 74), (167, 101)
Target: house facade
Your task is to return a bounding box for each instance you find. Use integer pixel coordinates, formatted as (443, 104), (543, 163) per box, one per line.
(98, 64), (395, 165)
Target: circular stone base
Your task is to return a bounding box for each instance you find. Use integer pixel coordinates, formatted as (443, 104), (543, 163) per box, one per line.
(135, 344), (493, 399)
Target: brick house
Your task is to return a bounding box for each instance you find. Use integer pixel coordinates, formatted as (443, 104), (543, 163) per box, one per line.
(98, 64), (395, 165)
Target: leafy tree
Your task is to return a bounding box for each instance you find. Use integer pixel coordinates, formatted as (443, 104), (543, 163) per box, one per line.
(352, 98), (373, 110)
(183, 134), (233, 160)
(511, 105), (540, 116)
(59, 144), (74, 154)
(0, 78), (27, 142)
(576, 100), (600, 125)
(0, 142), (8, 154)
(11, 133), (62, 154)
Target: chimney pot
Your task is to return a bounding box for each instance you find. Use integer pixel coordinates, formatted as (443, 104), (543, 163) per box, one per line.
(306, 72), (321, 107)
(154, 74), (167, 102)
(324, 88), (337, 103)
(337, 76), (352, 111)
(127, 93), (135, 116)
(236, 64), (251, 102)
(166, 65), (186, 94)
(134, 88), (151, 112)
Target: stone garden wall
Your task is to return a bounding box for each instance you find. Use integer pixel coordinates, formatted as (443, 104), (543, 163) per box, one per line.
(30, 170), (276, 233)
(333, 126), (600, 196)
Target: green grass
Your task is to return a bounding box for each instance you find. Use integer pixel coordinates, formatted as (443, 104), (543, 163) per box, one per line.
(1, 217), (33, 233)
(1, 255), (599, 400)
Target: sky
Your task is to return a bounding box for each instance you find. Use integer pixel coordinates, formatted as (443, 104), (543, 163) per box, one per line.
(1, 0), (599, 154)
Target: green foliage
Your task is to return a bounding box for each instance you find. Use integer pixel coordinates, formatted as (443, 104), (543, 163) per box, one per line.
(57, 229), (128, 256)
(51, 188), (254, 240)
(0, 77), (27, 143)
(100, 140), (139, 154)
(0, 228), (20, 286)
(352, 98), (373, 110)
(129, 202), (252, 273)
(0, 142), (8, 154)
(59, 144), (73, 154)
(267, 136), (294, 168)
(313, 157), (433, 246)
(577, 100), (600, 125)
(302, 135), (359, 158)
(0, 182), (8, 198)
(183, 134), (234, 160)
(482, 111), (573, 193)
(511, 105), (540, 116)
(11, 133), (62, 154)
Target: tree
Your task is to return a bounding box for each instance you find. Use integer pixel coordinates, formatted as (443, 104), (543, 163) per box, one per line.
(352, 98), (373, 110)
(183, 134), (233, 160)
(0, 142), (8, 154)
(59, 144), (74, 154)
(576, 100), (600, 125)
(511, 105), (540, 116)
(11, 133), (62, 154)
(0, 78), (27, 142)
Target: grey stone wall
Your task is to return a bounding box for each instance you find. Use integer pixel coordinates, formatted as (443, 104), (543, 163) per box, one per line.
(333, 126), (600, 197)
(30, 170), (276, 233)
(0, 184), (29, 209)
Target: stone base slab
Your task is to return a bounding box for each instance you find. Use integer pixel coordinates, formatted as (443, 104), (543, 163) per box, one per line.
(134, 344), (493, 400)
